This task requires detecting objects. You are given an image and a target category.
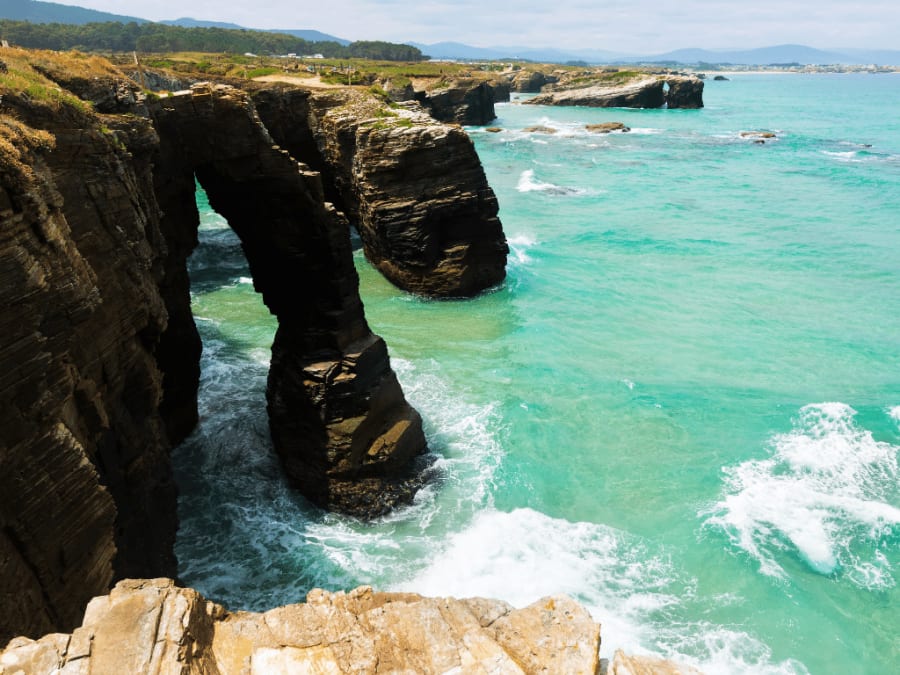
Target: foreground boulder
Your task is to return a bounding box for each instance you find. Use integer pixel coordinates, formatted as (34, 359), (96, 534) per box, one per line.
(0, 579), (602, 674)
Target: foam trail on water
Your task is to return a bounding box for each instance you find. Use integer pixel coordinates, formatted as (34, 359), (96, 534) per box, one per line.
(507, 233), (536, 264)
(889, 406), (900, 423)
(394, 507), (806, 675)
(516, 169), (600, 196)
(703, 403), (900, 588)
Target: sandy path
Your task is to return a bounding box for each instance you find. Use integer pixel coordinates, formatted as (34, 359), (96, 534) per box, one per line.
(252, 74), (347, 88)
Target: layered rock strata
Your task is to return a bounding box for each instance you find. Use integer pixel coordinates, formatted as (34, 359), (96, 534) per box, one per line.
(508, 70), (558, 93)
(1, 63), (176, 642)
(151, 83), (429, 516)
(526, 74), (704, 109)
(1, 52), (433, 641)
(252, 85), (508, 297)
(0, 578), (602, 674)
(414, 77), (498, 125)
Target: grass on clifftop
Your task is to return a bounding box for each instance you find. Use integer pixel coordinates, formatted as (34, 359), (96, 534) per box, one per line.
(0, 48), (100, 113)
(0, 114), (56, 192)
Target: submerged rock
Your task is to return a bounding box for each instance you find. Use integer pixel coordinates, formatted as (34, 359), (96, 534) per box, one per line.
(0, 579), (602, 675)
(523, 125), (558, 133)
(586, 122), (631, 133)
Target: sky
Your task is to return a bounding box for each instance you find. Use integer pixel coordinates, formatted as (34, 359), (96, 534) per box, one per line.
(46, 1), (900, 53)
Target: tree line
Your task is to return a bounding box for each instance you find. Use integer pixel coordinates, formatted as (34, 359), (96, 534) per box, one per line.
(0, 20), (427, 61)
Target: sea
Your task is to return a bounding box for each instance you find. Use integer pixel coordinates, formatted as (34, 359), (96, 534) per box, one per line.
(175, 74), (900, 674)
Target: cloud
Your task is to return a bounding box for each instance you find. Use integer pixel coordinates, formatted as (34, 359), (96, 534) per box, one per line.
(45, 0), (900, 51)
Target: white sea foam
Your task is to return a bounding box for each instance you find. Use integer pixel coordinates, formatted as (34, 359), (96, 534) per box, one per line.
(822, 150), (859, 161)
(703, 403), (900, 587)
(890, 406), (900, 422)
(238, 276), (253, 285)
(507, 233), (537, 264)
(394, 507), (807, 675)
(394, 507), (677, 655)
(516, 169), (601, 196)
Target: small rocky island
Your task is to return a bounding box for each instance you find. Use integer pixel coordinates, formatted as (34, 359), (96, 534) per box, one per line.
(524, 70), (704, 108)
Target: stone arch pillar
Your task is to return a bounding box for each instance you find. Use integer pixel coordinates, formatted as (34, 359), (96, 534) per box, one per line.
(151, 84), (427, 517)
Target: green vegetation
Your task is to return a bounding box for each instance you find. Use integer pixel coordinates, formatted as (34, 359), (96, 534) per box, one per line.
(0, 19), (426, 61)
(0, 49), (93, 112)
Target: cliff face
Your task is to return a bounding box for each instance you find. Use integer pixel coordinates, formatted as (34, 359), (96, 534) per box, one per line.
(526, 74), (704, 109)
(1, 51), (450, 641)
(148, 84), (429, 518)
(1, 57), (176, 642)
(416, 78), (498, 125)
(0, 578), (602, 674)
(252, 86), (508, 297)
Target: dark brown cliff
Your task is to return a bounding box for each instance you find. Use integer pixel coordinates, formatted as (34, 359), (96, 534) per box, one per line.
(251, 86), (508, 297)
(0, 50), (481, 642)
(1, 52), (176, 642)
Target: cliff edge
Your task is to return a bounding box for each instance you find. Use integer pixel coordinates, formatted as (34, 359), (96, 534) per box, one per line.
(0, 578), (602, 674)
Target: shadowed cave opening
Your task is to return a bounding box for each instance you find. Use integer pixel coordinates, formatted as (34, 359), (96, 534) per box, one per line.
(171, 182), (322, 605)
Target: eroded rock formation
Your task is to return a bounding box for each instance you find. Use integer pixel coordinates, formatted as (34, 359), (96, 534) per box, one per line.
(1, 50), (444, 641)
(414, 78), (498, 125)
(251, 85), (508, 297)
(1, 62), (176, 642)
(508, 70), (558, 93)
(149, 83), (429, 517)
(0, 578), (602, 674)
(526, 74), (704, 109)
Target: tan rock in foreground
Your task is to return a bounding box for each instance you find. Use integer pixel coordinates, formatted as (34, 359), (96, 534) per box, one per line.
(609, 649), (704, 675)
(0, 579), (601, 674)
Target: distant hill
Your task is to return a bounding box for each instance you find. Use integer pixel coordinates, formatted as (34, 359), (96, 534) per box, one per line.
(3, 1), (898, 66)
(0, 0), (146, 24)
(266, 29), (349, 45)
(163, 18), (350, 45)
(624, 44), (852, 65)
(409, 42), (627, 63)
(161, 17), (244, 30)
(412, 41), (900, 66)
(1, 2), (350, 45)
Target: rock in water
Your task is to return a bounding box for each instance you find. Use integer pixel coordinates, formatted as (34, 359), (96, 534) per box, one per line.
(0, 579), (603, 674)
(252, 86), (508, 297)
(1, 52), (443, 640)
(149, 83), (429, 519)
(525, 73), (703, 109)
(586, 122), (631, 133)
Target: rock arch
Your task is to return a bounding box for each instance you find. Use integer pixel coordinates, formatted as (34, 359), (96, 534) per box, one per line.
(151, 85), (427, 517)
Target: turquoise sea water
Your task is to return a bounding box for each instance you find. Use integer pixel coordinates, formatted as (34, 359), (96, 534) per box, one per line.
(175, 74), (900, 674)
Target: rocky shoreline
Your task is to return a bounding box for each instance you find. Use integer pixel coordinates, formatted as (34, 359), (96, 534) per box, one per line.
(0, 47), (505, 642)
(1, 49), (702, 673)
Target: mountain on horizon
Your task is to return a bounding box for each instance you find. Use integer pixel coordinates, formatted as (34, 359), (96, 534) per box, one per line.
(412, 40), (900, 66)
(1, 2), (350, 45)
(0, 0), (146, 25)
(625, 44), (854, 65)
(163, 18), (350, 45)
(3, 1), (899, 66)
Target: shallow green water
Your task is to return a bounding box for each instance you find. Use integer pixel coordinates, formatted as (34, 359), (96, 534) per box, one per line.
(175, 74), (900, 673)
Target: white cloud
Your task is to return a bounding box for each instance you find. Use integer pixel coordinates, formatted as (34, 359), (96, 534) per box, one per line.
(42, 0), (900, 52)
